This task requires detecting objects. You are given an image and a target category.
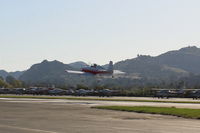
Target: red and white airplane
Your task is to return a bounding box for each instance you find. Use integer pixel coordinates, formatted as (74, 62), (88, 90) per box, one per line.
(65, 61), (125, 77)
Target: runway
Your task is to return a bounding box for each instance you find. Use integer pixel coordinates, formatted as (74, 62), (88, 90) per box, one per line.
(2, 97), (200, 109)
(0, 97), (200, 133)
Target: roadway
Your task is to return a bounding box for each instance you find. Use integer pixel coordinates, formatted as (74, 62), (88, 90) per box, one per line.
(0, 97), (200, 133)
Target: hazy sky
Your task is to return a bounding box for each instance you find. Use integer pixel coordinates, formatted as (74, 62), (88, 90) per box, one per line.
(1, 0), (200, 71)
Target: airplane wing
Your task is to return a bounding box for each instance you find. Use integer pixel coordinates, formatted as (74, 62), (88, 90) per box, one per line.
(113, 70), (126, 75)
(65, 70), (85, 74)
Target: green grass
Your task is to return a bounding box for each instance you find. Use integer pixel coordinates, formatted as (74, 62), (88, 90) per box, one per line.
(0, 95), (200, 104)
(93, 106), (200, 119)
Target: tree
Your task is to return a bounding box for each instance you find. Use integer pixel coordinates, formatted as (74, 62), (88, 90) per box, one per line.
(0, 79), (10, 88)
(5, 76), (22, 88)
(0, 76), (4, 80)
(76, 84), (89, 90)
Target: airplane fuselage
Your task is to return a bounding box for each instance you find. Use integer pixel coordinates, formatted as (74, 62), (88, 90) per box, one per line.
(81, 68), (111, 75)
(81, 67), (112, 75)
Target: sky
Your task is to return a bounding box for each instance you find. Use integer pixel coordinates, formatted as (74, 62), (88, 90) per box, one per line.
(1, 0), (200, 71)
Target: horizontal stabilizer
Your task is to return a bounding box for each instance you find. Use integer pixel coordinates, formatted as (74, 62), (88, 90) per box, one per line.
(113, 70), (126, 75)
(65, 70), (85, 74)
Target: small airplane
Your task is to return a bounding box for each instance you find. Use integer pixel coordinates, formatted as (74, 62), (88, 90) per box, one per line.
(65, 61), (125, 77)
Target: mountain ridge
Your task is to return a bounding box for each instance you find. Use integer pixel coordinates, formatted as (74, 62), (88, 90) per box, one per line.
(0, 70), (24, 79)
(1, 46), (200, 87)
(114, 46), (200, 78)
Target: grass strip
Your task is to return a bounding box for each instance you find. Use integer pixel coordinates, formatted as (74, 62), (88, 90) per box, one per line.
(93, 106), (200, 119)
(0, 95), (200, 104)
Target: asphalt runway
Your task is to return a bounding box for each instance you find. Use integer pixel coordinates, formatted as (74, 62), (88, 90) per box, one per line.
(0, 98), (200, 133)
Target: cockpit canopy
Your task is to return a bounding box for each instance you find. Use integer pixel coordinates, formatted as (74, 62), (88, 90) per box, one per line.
(89, 64), (105, 70)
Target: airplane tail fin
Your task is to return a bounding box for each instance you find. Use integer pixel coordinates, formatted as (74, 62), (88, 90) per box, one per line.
(107, 61), (113, 73)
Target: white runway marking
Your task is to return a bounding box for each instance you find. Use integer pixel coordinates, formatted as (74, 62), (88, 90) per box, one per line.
(0, 124), (58, 133)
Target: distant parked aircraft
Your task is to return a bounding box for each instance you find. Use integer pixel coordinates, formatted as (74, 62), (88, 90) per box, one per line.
(65, 61), (125, 77)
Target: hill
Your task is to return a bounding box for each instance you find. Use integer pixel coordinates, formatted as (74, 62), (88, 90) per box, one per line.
(114, 46), (200, 79)
(19, 60), (101, 87)
(0, 70), (8, 79)
(19, 60), (75, 85)
(0, 70), (24, 79)
(157, 46), (200, 73)
(68, 61), (88, 69)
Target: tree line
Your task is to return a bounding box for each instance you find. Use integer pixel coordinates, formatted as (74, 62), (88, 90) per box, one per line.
(0, 76), (23, 88)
